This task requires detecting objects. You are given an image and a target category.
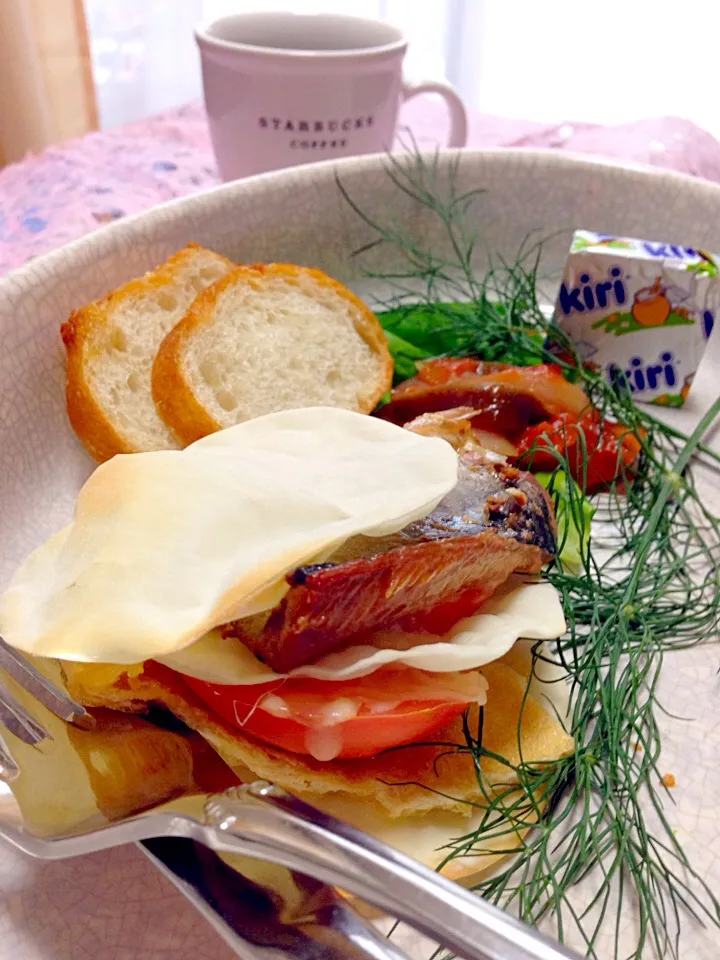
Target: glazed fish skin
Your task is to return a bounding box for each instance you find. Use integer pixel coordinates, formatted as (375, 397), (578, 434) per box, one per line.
(238, 455), (556, 672)
(402, 454), (556, 552)
(377, 377), (548, 432)
(377, 362), (588, 429)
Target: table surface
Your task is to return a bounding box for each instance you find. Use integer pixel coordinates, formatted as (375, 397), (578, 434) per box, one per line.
(4, 99), (720, 277)
(1, 100), (720, 959)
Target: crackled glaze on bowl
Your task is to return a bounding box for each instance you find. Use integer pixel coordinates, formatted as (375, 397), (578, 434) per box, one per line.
(0, 150), (718, 960)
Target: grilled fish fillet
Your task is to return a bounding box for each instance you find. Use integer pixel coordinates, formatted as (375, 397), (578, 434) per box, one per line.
(378, 362), (588, 429)
(228, 454), (556, 672)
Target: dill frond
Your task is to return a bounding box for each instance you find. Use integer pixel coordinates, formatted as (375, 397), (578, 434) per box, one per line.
(339, 152), (720, 959)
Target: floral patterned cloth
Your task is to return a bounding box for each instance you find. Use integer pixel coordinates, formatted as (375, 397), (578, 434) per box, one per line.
(2, 99), (720, 276)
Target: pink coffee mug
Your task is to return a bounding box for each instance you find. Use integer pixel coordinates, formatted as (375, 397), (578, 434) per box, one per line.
(195, 12), (468, 181)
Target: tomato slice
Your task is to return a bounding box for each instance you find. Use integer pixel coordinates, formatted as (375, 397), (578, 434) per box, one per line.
(183, 666), (483, 761)
(584, 421), (643, 492)
(415, 356), (480, 385)
(517, 413), (581, 472)
(517, 411), (641, 493)
(516, 411), (600, 476)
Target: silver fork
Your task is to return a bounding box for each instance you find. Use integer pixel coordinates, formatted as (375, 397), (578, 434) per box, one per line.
(0, 639), (581, 960)
(0, 637), (409, 960)
(0, 634), (93, 779)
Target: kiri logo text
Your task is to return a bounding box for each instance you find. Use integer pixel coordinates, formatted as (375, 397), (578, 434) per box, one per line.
(607, 352), (678, 393)
(558, 268), (627, 317)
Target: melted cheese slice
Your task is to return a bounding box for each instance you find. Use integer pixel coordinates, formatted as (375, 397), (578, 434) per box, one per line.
(0, 408), (457, 663)
(157, 578), (566, 683)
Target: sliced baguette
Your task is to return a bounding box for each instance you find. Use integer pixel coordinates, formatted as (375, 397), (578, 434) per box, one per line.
(61, 244), (235, 461)
(151, 263), (393, 443)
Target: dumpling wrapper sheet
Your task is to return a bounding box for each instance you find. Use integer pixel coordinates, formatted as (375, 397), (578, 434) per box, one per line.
(157, 578), (566, 684)
(0, 408), (457, 663)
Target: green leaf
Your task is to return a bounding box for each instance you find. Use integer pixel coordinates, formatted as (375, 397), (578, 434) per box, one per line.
(376, 301), (544, 381)
(378, 303), (472, 356)
(381, 329), (432, 383)
(535, 470), (594, 570)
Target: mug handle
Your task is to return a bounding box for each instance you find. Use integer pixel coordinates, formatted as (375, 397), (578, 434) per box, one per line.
(401, 80), (468, 148)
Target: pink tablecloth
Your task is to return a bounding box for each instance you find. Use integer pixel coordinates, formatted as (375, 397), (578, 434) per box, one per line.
(3, 99), (720, 276)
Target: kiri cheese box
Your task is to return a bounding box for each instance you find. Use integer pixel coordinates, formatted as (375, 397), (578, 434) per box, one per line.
(552, 230), (717, 406)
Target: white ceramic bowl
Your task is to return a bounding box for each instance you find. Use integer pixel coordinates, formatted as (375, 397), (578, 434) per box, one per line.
(0, 149), (718, 960)
(2, 149), (720, 583)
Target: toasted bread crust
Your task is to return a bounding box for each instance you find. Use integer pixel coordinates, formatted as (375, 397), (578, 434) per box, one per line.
(62, 302), (134, 462)
(63, 657), (572, 820)
(150, 276), (226, 444)
(60, 244), (234, 461)
(152, 262), (394, 444)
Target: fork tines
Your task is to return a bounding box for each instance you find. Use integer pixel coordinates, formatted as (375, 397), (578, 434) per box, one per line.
(0, 680), (51, 746)
(0, 635), (92, 742)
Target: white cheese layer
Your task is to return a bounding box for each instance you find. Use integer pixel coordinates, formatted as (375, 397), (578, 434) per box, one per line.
(0, 407), (457, 663)
(157, 578), (566, 683)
